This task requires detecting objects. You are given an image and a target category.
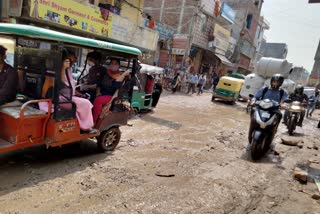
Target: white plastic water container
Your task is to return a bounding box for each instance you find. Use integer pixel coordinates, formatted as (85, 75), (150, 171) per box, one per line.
(240, 73), (265, 99)
(255, 57), (292, 78)
(264, 78), (296, 94)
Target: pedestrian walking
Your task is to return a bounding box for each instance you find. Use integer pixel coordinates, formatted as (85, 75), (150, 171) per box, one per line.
(172, 73), (181, 93)
(197, 74), (206, 95)
(307, 90), (319, 118)
(212, 72), (220, 92)
(186, 69), (198, 94)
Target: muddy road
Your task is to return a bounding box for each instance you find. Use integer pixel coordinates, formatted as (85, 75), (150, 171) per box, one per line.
(0, 92), (319, 213)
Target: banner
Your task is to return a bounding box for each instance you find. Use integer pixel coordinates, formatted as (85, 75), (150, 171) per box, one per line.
(213, 24), (231, 53)
(29, 0), (112, 37)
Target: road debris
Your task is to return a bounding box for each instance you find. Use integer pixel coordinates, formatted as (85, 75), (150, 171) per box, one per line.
(293, 167), (308, 184)
(281, 137), (303, 148)
(155, 173), (175, 177)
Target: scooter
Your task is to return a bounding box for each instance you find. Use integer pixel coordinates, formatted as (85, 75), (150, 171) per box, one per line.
(285, 101), (304, 136)
(248, 99), (281, 160)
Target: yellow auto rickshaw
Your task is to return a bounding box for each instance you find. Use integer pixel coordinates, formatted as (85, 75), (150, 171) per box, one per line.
(211, 76), (244, 104)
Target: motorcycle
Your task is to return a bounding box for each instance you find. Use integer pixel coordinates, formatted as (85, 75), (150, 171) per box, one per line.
(285, 101), (304, 136)
(248, 99), (281, 160)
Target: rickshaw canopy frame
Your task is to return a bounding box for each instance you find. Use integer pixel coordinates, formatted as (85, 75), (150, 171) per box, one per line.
(0, 24), (142, 56)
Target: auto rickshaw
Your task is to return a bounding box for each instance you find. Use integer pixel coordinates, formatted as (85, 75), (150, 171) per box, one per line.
(130, 64), (164, 113)
(0, 24), (141, 153)
(211, 76), (245, 104)
(228, 72), (245, 80)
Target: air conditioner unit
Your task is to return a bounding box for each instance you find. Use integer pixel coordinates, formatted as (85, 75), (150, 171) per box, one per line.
(208, 41), (215, 48)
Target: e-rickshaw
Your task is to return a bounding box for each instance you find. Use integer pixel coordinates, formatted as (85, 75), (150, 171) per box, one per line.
(130, 63), (164, 113)
(0, 24), (141, 153)
(211, 76), (245, 104)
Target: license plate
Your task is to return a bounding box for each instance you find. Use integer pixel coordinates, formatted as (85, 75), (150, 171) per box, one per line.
(261, 112), (270, 118)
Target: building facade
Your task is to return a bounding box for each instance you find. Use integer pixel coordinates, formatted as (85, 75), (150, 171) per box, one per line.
(251, 16), (269, 66)
(261, 42), (288, 59)
(310, 40), (320, 88)
(1, 0), (159, 64)
(223, 0), (263, 74)
(144, 0), (236, 77)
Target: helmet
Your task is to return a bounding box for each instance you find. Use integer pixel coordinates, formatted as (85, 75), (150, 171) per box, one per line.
(270, 74), (284, 90)
(294, 85), (304, 95)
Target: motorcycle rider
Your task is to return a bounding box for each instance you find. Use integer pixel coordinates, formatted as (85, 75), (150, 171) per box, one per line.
(283, 85), (308, 126)
(248, 74), (288, 143)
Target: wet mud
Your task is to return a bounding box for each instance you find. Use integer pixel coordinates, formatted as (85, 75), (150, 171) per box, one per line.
(0, 91), (319, 213)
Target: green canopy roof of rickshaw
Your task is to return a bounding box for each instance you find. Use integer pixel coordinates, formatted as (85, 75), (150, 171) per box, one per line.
(0, 24), (142, 56)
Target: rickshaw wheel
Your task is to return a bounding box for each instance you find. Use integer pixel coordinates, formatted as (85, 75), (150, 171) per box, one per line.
(129, 108), (139, 118)
(97, 127), (121, 152)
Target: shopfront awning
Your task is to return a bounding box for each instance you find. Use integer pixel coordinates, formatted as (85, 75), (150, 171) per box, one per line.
(215, 54), (234, 67)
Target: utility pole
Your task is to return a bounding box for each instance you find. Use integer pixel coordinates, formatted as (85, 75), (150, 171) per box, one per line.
(178, 0), (186, 33)
(159, 0), (165, 22)
(182, 0), (199, 69)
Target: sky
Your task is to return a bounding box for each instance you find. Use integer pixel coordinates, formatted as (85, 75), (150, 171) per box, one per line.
(261, 0), (320, 72)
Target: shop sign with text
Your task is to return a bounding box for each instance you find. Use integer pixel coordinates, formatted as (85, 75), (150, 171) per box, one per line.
(29, 0), (112, 37)
(171, 48), (186, 55)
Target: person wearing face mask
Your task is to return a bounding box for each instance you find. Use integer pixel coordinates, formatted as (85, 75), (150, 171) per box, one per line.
(0, 45), (18, 106)
(92, 58), (130, 123)
(80, 51), (106, 103)
(61, 50), (96, 133)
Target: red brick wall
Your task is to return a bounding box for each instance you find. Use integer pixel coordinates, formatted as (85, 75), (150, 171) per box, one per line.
(192, 12), (216, 50)
(159, 50), (170, 67)
(144, 0), (197, 34)
(222, 0), (261, 46)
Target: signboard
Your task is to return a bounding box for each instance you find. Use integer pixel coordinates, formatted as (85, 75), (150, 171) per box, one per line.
(156, 23), (176, 41)
(111, 15), (158, 51)
(213, 24), (231, 53)
(171, 48), (186, 56)
(29, 0), (112, 37)
(220, 3), (236, 24)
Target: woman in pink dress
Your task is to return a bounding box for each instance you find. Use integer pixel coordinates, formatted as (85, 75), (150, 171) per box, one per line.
(61, 52), (96, 133)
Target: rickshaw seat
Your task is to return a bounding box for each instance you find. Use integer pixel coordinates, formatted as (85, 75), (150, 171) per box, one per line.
(0, 104), (47, 119)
